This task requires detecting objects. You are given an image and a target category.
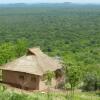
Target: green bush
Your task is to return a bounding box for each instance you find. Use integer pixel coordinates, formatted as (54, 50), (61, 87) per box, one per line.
(83, 73), (100, 91)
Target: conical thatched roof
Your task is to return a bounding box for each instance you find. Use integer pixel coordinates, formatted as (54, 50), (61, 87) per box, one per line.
(1, 48), (62, 75)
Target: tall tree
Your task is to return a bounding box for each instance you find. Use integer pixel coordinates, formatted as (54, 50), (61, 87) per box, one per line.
(64, 62), (82, 94)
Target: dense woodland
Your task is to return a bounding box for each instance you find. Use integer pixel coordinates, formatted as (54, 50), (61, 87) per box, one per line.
(0, 4), (100, 95)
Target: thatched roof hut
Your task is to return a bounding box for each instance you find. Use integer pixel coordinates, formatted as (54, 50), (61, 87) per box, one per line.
(1, 48), (61, 75)
(1, 48), (62, 90)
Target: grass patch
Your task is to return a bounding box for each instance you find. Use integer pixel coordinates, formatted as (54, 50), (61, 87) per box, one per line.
(0, 88), (99, 100)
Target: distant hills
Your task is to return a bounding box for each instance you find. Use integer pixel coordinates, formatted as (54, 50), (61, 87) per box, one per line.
(0, 3), (100, 8)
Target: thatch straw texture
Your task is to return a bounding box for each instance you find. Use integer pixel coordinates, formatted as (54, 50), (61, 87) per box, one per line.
(1, 48), (62, 75)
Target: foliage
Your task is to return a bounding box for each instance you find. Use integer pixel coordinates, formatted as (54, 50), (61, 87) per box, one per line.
(0, 39), (28, 65)
(0, 4), (99, 93)
(83, 73), (100, 91)
(45, 71), (55, 86)
(15, 38), (28, 57)
(0, 86), (100, 100)
(10, 93), (28, 100)
(63, 60), (82, 90)
(0, 42), (15, 65)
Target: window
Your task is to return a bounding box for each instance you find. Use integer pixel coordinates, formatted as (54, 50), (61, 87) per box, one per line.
(31, 76), (36, 81)
(19, 75), (24, 81)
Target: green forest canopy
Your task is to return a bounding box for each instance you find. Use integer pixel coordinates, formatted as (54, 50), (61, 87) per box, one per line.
(0, 4), (100, 90)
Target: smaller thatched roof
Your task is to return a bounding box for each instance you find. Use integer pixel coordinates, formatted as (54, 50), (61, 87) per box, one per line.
(1, 48), (62, 76)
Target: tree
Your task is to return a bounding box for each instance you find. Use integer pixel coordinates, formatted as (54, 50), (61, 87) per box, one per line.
(83, 65), (100, 91)
(0, 43), (16, 65)
(15, 38), (28, 57)
(45, 71), (55, 88)
(83, 73), (98, 91)
(64, 62), (82, 93)
(45, 71), (55, 100)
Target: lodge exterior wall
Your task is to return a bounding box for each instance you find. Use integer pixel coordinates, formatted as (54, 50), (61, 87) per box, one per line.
(1, 69), (63, 90)
(2, 70), (40, 90)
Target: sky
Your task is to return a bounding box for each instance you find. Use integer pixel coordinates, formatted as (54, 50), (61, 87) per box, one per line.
(0, 0), (100, 4)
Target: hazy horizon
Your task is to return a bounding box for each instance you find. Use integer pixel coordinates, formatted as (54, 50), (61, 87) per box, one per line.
(0, 0), (100, 4)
